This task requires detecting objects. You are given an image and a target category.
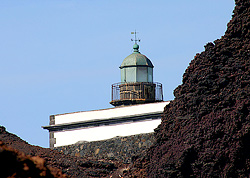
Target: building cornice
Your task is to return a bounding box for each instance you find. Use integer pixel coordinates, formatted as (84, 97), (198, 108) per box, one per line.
(42, 111), (163, 132)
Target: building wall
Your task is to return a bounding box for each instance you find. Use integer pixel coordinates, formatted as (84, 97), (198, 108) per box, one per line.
(44, 101), (170, 148)
(54, 119), (161, 147)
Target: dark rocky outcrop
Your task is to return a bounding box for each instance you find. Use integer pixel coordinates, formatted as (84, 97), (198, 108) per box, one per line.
(127, 0), (250, 177)
(0, 126), (118, 178)
(0, 140), (67, 178)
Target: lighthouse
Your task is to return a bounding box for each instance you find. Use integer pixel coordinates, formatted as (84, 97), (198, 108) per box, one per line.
(43, 32), (169, 148)
(110, 32), (163, 106)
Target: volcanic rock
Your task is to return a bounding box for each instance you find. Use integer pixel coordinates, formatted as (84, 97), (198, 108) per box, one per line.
(0, 140), (67, 178)
(127, 0), (250, 177)
(0, 126), (119, 177)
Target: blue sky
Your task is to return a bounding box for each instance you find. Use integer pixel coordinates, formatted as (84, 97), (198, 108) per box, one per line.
(0, 1), (235, 148)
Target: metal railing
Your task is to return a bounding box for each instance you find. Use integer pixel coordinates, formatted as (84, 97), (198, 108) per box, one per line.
(111, 82), (163, 102)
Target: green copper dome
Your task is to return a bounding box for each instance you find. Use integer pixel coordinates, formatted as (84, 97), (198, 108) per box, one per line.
(120, 44), (154, 69)
(120, 43), (154, 83)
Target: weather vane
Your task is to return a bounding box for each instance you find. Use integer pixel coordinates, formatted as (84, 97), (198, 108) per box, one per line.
(131, 30), (141, 44)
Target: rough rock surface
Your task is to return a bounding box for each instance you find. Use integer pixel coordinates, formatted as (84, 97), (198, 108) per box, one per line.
(127, 0), (250, 177)
(55, 133), (155, 164)
(0, 126), (119, 178)
(0, 140), (67, 178)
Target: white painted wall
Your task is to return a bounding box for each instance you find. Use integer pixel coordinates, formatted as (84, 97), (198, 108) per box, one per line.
(54, 101), (169, 125)
(52, 101), (170, 147)
(54, 119), (161, 147)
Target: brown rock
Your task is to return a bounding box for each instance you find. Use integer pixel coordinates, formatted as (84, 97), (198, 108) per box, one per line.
(0, 141), (68, 178)
(128, 0), (250, 177)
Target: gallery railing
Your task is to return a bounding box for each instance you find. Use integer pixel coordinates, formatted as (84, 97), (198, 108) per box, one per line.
(111, 82), (163, 103)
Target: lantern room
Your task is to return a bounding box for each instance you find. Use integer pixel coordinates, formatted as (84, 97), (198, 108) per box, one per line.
(110, 34), (163, 107)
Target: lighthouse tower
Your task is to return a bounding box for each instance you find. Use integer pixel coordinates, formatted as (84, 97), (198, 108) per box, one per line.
(110, 32), (163, 106)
